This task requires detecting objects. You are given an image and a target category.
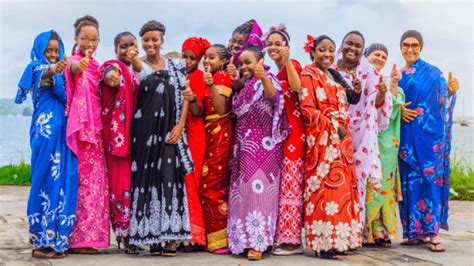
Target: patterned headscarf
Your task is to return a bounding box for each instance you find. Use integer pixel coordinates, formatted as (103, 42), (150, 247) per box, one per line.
(182, 37), (211, 60)
(232, 19), (265, 65)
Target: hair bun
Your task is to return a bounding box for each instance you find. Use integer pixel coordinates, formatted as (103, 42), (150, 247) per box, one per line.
(74, 15), (99, 29)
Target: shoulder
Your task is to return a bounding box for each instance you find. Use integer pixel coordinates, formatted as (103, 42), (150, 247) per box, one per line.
(213, 70), (231, 83)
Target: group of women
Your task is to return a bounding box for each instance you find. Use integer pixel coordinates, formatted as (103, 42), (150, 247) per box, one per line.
(16, 15), (459, 260)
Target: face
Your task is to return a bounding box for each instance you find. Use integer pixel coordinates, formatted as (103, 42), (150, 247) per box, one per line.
(267, 33), (287, 61)
(44, 39), (60, 64)
(342, 33), (364, 65)
(116, 35), (136, 65)
(141, 30), (164, 57)
(203, 47), (226, 73)
(312, 39), (336, 71)
(182, 50), (199, 73)
(401, 37), (421, 64)
(366, 50), (388, 72)
(228, 33), (246, 56)
(238, 50), (258, 79)
(75, 25), (99, 56)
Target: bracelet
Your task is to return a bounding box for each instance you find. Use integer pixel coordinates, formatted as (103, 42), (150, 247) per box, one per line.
(230, 72), (240, 81)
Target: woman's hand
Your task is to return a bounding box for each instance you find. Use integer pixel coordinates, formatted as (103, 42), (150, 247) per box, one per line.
(255, 59), (266, 80)
(227, 56), (238, 79)
(166, 124), (183, 144)
(104, 64), (121, 88)
(401, 101), (418, 122)
(447, 72), (459, 96)
(337, 125), (346, 140)
(54, 54), (68, 73)
(183, 80), (196, 102)
(349, 70), (362, 94)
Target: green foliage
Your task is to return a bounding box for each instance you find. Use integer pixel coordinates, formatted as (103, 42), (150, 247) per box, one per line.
(450, 155), (474, 201)
(0, 162), (30, 185)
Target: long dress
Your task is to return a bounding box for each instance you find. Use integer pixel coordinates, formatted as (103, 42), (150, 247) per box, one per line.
(365, 84), (405, 243)
(65, 51), (110, 249)
(199, 70), (233, 251)
(227, 72), (290, 254)
(398, 58), (455, 240)
(300, 65), (362, 253)
(275, 59), (306, 245)
(129, 59), (193, 246)
(99, 60), (138, 238)
(334, 57), (392, 226)
(16, 30), (78, 253)
(184, 69), (207, 246)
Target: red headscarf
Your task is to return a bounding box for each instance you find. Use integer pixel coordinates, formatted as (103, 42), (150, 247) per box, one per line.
(182, 37), (211, 60)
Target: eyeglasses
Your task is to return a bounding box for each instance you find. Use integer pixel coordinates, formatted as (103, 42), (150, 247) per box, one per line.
(401, 43), (420, 51)
(79, 37), (100, 44)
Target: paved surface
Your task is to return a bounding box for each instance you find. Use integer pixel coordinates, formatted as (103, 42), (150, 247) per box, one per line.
(1, 186), (473, 265)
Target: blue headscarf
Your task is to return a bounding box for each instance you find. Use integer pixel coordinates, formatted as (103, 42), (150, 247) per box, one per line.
(15, 30), (65, 104)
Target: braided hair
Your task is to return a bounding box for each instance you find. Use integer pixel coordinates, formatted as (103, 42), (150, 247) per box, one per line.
(209, 44), (230, 70)
(72, 15), (99, 53)
(243, 44), (264, 62)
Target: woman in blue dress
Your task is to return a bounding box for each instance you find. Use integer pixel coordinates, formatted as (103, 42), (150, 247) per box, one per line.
(398, 30), (459, 252)
(15, 30), (78, 259)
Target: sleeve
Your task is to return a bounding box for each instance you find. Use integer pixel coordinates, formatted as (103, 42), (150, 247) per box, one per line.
(187, 73), (204, 111)
(377, 88), (393, 132)
(214, 71), (232, 97)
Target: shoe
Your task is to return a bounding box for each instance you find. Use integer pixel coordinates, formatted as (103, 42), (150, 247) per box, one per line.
(273, 246), (303, 255)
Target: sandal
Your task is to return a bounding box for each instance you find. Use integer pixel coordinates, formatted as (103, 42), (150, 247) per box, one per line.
(149, 244), (163, 256)
(247, 249), (263, 260)
(429, 242), (445, 252)
(68, 248), (101, 254)
(162, 242), (177, 257)
(375, 239), (392, 248)
(32, 248), (66, 259)
(125, 245), (140, 255)
(318, 250), (338, 260)
(400, 238), (428, 246)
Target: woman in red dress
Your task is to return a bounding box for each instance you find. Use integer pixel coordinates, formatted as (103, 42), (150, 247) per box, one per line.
(300, 35), (362, 259)
(199, 44), (233, 254)
(264, 24), (305, 255)
(100, 31), (141, 253)
(181, 37), (210, 251)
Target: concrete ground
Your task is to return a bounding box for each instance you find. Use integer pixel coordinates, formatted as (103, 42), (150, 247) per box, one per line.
(1, 186), (473, 266)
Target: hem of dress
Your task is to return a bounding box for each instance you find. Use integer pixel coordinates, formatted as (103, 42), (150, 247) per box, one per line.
(69, 242), (110, 249)
(275, 238), (302, 245)
(129, 235), (192, 246)
(207, 229), (228, 251)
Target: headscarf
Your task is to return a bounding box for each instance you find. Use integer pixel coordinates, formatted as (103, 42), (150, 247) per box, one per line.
(400, 30), (423, 50)
(264, 23), (290, 45)
(181, 37), (211, 60)
(232, 19), (265, 65)
(364, 43), (388, 57)
(16, 30), (65, 104)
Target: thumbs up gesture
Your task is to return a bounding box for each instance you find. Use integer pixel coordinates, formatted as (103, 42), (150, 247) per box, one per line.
(254, 59), (265, 79)
(280, 46), (290, 64)
(349, 70), (362, 93)
(390, 64), (401, 83)
(447, 72), (459, 96)
(183, 80), (196, 102)
(78, 50), (91, 72)
(203, 65), (214, 86)
(227, 56), (238, 79)
(126, 41), (139, 60)
(105, 63), (121, 88)
(378, 75), (388, 95)
(53, 54), (68, 74)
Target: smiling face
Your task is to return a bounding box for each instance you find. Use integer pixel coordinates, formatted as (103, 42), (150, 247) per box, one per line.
(401, 37), (421, 66)
(267, 32), (287, 62)
(312, 39), (336, 71)
(228, 33), (246, 56)
(44, 39), (60, 64)
(141, 30), (163, 57)
(203, 47), (226, 73)
(342, 33), (364, 65)
(182, 49), (199, 74)
(75, 25), (99, 57)
(116, 35), (136, 65)
(238, 50), (258, 79)
(366, 50), (388, 72)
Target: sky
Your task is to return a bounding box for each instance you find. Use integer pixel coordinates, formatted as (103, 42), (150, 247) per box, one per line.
(0, 0), (472, 117)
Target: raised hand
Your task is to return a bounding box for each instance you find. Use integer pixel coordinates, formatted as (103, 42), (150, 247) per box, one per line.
(78, 50), (91, 72)
(401, 101), (418, 122)
(126, 41), (139, 61)
(183, 80), (196, 102)
(447, 72), (459, 96)
(54, 54), (68, 73)
(203, 65), (214, 86)
(350, 70), (362, 93)
(254, 59), (265, 79)
(105, 63), (121, 88)
(390, 64), (401, 83)
(280, 46), (290, 64)
(227, 56), (238, 78)
(378, 75), (388, 95)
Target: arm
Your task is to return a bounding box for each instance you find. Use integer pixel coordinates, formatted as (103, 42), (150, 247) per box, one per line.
(166, 100), (188, 144)
(286, 60), (302, 92)
(261, 74), (277, 99)
(209, 84), (228, 115)
(188, 100), (202, 117)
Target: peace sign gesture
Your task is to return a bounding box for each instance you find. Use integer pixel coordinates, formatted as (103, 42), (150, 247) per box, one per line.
(349, 70), (362, 93)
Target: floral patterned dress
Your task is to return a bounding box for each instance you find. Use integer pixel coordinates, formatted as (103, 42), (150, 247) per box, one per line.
(398, 58), (456, 240)
(227, 72), (290, 254)
(300, 65), (362, 253)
